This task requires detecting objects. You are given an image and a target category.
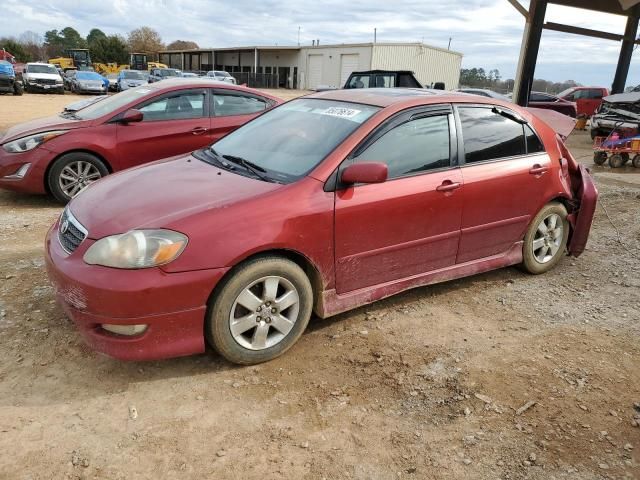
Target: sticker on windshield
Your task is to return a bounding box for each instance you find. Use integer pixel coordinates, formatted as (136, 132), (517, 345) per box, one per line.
(320, 107), (362, 118)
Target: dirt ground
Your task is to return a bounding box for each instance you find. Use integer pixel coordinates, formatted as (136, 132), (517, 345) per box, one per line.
(0, 92), (639, 480)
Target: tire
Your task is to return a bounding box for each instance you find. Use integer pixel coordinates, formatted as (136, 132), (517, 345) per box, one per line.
(13, 82), (23, 96)
(632, 155), (640, 168)
(609, 154), (625, 168)
(521, 202), (570, 275)
(47, 152), (109, 204)
(593, 151), (607, 166)
(206, 256), (313, 365)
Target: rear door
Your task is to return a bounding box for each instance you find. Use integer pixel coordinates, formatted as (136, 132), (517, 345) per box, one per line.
(334, 106), (463, 293)
(115, 88), (210, 168)
(455, 105), (551, 263)
(585, 88), (605, 116)
(210, 89), (271, 142)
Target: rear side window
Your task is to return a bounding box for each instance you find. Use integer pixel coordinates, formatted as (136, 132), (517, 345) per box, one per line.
(525, 125), (545, 154)
(458, 107), (525, 163)
(347, 75), (370, 88)
(354, 115), (450, 178)
(212, 93), (267, 117)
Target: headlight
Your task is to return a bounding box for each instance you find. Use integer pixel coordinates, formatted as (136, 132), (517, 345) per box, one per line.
(83, 229), (188, 269)
(2, 130), (68, 153)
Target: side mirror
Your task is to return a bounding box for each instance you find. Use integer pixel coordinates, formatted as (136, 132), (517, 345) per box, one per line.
(341, 162), (388, 185)
(120, 109), (143, 124)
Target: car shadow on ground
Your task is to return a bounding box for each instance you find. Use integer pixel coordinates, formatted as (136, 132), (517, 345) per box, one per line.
(1, 264), (527, 408)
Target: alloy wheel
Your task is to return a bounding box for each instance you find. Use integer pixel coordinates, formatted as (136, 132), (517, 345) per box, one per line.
(58, 161), (102, 198)
(531, 213), (563, 264)
(229, 276), (300, 350)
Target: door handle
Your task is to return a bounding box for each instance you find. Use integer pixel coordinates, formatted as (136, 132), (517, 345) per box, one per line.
(529, 164), (549, 175)
(436, 180), (462, 192)
(191, 127), (208, 135)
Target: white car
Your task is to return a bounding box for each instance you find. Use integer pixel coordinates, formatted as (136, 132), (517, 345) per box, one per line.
(23, 63), (64, 94)
(206, 70), (236, 84)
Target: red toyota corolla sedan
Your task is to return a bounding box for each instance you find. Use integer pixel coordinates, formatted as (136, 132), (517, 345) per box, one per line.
(45, 88), (598, 364)
(0, 79), (280, 202)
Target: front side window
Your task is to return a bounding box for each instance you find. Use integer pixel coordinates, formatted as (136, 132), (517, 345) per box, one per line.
(458, 107), (525, 163)
(354, 115), (450, 179)
(208, 98), (380, 183)
(588, 89), (604, 99)
(138, 91), (205, 121)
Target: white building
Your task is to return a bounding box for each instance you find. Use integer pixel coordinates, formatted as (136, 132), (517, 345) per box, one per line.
(159, 42), (463, 90)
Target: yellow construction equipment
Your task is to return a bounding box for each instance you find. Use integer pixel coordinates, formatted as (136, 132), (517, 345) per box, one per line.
(48, 49), (92, 72)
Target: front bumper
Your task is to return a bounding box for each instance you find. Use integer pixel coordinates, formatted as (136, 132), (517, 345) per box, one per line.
(26, 82), (64, 92)
(0, 145), (56, 194)
(44, 223), (229, 361)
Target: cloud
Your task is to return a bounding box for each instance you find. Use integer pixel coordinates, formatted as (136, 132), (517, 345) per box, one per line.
(2, 0), (638, 86)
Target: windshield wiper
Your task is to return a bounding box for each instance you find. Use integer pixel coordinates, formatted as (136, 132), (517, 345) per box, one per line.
(221, 154), (271, 182)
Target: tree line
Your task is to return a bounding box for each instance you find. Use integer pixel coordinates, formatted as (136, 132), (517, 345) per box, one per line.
(460, 67), (581, 95)
(0, 27), (199, 64)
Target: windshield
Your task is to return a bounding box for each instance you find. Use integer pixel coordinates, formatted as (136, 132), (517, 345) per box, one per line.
(557, 88), (575, 98)
(214, 71), (230, 77)
(123, 71), (144, 80)
(27, 64), (58, 75)
(208, 98), (380, 183)
(75, 85), (154, 120)
(161, 69), (180, 77)
(77, 72), (101, 80)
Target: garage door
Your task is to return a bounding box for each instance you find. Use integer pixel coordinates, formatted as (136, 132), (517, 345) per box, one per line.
(340, 54), (360, 87)
(307, 55), (322, 90)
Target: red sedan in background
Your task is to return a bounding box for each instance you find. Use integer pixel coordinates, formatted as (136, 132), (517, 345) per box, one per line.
(0, 79), (280, 202)
(527, 91), (577, 118)
(45, 89), (597, 365)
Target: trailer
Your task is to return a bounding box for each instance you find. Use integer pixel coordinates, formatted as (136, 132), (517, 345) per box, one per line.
(593, 131), (640, 168)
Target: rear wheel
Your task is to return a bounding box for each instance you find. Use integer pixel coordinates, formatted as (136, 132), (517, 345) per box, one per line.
(632, 155), (640, 168)
(206, 256), (313, 365)
(521, 202), (569, 275)
(609, 154), (625, 168)
(47, 152), (109, 204)
(593, 151), (607, 165)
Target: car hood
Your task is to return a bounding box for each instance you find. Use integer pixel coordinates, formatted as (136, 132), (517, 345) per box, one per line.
(69, 154), (283, 239)
(0, 115), (91, 144)
(25, 73), (60, 81)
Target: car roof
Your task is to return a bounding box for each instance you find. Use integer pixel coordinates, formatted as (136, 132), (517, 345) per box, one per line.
(350, 70), (415, 75)
(306, 88), (475, 108)
(27, 62), (55, 66)
(142, 78), (281, 101)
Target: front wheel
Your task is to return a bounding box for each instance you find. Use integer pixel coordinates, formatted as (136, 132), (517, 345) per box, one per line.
(593, 151), (607, 165)
(632, 155), (640, 168)
(206, 257), (313, 365)
(521, 202), (570, 275)
(47, 152), (109, 204)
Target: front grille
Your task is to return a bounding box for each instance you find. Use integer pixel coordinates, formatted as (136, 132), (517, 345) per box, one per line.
(36, 78), (57, 85)
(58, 209), (87, 254)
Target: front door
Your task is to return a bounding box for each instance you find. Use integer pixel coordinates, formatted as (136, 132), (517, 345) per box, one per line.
(455, 105), (552, 263)
(116, 88), (211, 168)
(334, 108), (463, 294)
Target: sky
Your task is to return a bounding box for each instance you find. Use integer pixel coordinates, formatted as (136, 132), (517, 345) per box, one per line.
(2, 0), (638, 87)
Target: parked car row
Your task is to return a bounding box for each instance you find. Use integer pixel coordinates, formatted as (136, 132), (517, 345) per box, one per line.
(0, 79), (598, 366)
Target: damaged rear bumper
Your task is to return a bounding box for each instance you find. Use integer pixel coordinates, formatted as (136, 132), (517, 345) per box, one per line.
(567, 164), (598, 257)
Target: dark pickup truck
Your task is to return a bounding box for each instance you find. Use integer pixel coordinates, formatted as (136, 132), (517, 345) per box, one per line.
(344, 70), (423, 89)
(0, 60), (23, 96)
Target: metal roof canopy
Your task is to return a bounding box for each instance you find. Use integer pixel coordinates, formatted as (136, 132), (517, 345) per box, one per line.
(511, 0), (640, 105)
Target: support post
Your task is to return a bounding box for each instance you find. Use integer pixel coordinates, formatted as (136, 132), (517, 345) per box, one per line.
(612, 14), (639, 94)
(514, 0), (547, 106)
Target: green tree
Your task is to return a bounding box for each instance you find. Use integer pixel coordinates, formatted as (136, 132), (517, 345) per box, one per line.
(0, 38), (31, 62)
(44, 27), (87, 58)
(87, 28), (107, 46)
(128, 27), (164, 54)
(91, 35), (129, 64)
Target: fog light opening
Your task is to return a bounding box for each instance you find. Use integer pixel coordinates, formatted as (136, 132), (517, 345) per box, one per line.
(4, 163), (31, 179)
(101, 324), (148, 336)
